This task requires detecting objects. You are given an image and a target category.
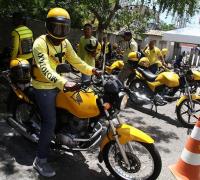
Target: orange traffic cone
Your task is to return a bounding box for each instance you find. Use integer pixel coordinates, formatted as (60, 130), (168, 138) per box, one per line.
(169, 120), (200, 180)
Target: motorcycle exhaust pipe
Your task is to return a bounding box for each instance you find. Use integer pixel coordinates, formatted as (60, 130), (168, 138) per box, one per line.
(7, 117), (38, 143)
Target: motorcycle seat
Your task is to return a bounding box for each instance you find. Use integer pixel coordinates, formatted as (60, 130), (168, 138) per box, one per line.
(137, 67), (157, 82)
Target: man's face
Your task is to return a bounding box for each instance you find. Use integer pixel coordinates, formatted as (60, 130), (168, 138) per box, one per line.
(84, 26), (92, 37)
(124, 35), (131, 41)
(149, 41), (155, 49)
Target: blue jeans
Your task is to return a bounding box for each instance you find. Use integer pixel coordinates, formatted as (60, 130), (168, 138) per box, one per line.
(33, 88), (58, 159)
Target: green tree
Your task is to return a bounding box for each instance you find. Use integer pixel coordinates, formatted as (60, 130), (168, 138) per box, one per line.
(0, 0), (199, 37)
(110, 6), (155, 37)
(159, 22), (176, 31)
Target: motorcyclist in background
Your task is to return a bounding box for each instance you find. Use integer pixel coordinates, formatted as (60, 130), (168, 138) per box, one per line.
(118, 31), (138, 83)
(31, 7), (101, 177)
(11, 12), (33, 61)
(143, 40), (166, 74)
(77, 23), (101, 82)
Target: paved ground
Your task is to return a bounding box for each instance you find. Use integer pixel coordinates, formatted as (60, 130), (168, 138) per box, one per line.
(0, 76), (190, 180)
(0, 102), (190, 180)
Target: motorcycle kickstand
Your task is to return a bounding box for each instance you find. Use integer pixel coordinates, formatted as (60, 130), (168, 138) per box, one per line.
(187, 128), (192, 135)
(151, 104), (158, 117)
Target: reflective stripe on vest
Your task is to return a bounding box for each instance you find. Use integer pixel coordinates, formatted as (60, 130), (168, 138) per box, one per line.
(15, 26), (33, 55)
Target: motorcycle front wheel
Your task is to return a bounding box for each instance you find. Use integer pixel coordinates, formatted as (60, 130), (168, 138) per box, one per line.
(103, 141), (161, 180)
(176, 99), (200, 128)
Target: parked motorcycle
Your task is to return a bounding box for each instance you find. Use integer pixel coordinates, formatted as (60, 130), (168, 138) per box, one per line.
(127, 60), (200, 128)
(175, 63), (200, 128)
(1, 60), (162, 180)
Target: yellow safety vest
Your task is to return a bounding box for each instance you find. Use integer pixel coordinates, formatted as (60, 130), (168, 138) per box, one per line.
(11, 25), (33, 60)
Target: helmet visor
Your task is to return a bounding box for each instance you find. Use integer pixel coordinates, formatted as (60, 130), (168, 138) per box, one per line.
(46, 17), (71, 39)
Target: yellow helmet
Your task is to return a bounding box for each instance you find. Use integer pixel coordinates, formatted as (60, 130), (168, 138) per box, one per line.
(128, 52), (140, 61)
(10, 58), (31, 83)
(161, 48), (168, 56)
(46, 7), (71, 40)
(138, 57), (150, 68)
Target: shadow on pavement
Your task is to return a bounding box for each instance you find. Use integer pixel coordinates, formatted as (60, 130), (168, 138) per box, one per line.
(126, 100), (182, 127)
(0, 118), (113, 180)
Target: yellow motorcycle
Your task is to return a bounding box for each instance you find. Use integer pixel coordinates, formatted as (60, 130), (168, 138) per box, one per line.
(1, 59), (162, 180)
(105, 60), (124, 74)
(128, 59), (200, 128)
(175, 63), (200, 128)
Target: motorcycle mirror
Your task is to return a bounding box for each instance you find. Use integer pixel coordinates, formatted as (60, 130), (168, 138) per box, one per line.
(56, 63), (72, 74)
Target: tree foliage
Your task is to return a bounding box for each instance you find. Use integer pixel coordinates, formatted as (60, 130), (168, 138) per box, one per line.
(0, 0), (199, 36)
(0, 0), (57, 20)
(159, 22), (176, 31)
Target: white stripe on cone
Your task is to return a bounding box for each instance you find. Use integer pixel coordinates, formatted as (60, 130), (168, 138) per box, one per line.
(181, 148), (200, 166)
(191, 126), (200, 141)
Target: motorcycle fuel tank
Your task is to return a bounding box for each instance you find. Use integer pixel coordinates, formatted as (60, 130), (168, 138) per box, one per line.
(156, 72), (180, 87)
(192, 70), (200, 80)
(56, 88), (100, 118)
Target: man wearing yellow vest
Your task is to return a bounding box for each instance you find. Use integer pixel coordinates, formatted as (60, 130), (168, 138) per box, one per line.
(11, 12), (33, 61)
(77, 23), (100, 82)
(118, 31), (138, 83)
(144, 40), (166, 74)
(31, 8), (101, 177)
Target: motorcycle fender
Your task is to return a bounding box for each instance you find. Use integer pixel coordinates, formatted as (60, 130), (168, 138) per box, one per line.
(99, 124), (154, 151)
(176, 94), (200, 107)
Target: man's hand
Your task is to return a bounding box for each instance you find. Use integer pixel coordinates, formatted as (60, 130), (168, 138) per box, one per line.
(92, 68), (103, 76)
(64, 81), (80, 92)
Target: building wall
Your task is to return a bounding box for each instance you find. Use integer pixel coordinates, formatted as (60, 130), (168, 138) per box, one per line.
(141, 35), (174, 61)
(0, 17), (83, 52)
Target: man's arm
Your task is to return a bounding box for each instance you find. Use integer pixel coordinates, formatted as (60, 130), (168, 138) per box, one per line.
(157, 48), (166, 66)
(130, 39), (138, 52)
(65, 39), (93, 75)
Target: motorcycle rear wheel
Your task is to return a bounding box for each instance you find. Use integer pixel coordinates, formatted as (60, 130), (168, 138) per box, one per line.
(176, 99), (200, 128)
(103, 141), (161, 180)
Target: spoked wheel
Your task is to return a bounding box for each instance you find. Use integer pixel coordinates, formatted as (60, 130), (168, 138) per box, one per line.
(103, 141), (162, 180)
(12, 101), (40, 142)
(176, 99), (200, 128)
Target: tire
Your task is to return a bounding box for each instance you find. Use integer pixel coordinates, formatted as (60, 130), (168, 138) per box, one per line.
(102, 141), (162, 180)
(176, 98), (200, 128)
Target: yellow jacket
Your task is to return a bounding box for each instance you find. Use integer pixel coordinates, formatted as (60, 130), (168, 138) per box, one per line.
(144, 47), (162, 65)
(32, 35), (93, 90)
(11, 25), (33, 60)
(77, 36), (98, 67)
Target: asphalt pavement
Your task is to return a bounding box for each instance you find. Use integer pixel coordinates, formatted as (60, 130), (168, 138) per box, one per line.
(0, 98), (190, 180)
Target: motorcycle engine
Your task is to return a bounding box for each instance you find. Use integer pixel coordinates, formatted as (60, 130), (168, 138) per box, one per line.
(56, 115), (89, 148)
